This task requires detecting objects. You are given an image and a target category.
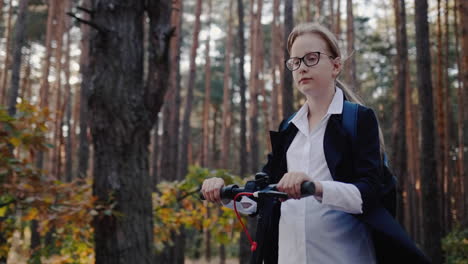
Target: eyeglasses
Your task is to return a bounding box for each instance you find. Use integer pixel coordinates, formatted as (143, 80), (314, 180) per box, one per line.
(285, 51), (334, 71)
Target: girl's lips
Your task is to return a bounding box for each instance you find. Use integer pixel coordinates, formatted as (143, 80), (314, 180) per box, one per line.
(300, 78), (312, 83)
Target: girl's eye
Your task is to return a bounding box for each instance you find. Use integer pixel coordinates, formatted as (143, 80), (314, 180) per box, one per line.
(305, 54), (319, 64)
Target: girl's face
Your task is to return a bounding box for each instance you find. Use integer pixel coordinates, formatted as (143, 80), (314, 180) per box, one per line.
(289, 33), (341, 98)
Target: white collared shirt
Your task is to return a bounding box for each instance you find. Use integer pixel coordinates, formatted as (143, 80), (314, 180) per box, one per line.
(278, 87), (376, 264)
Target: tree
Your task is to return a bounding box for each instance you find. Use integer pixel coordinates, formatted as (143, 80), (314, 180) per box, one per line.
(414, 0), (442, 261)
(202, 0), (213, 168)
(221, 0), (234, 170)
(88, 0), (172, 263)
(237, 0), (247, 178)
(7, 0), (30, 116)
(391, 0), (408, 231)
(0, 0), (13, 105)
(283, 0), (294, 117)
(179, 0), (202, 180)
(458, 0), (468, 224)
(454, 0), (465, 224)
(77, 0), (91, 179)
(345, 0), (357, 91)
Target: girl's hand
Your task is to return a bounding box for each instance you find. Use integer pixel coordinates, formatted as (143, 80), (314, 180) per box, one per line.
(201, 177), (225, 204)
(277, 172), (309, 199)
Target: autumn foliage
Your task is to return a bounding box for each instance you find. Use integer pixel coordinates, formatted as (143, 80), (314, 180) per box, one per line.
(1, 102), (245, 262)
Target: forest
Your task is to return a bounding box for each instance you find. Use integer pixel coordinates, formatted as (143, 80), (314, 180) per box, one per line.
(0, 0), (467, 263)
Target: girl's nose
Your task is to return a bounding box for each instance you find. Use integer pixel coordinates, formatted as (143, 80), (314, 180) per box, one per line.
(298, 62), (309, 73)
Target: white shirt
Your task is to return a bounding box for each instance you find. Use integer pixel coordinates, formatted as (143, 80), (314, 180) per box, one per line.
(223, 88), (376, 263)
(278, 87), (376, 264)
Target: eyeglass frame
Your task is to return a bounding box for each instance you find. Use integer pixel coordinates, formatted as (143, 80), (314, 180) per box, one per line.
(285, 51), (335, 71)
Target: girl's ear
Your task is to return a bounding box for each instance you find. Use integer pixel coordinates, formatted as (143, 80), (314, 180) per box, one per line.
(331, 57), (342, 78)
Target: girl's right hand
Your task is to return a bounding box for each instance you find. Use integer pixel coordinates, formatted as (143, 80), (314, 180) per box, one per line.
(201, 177), (225, 203)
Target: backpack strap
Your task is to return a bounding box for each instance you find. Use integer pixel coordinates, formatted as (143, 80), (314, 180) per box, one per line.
(280, 112), (297, 132)
(342, 101), (359, 145)
(342, 101), (390, 167)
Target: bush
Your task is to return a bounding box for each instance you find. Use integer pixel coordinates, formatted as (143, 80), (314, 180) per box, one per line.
(442, 226), (468, 264)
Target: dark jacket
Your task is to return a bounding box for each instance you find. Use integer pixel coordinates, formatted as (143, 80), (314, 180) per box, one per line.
(250, 104), (431, 264)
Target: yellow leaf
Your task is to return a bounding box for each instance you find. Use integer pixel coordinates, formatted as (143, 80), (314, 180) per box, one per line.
(0, 206), (6, 217)
(9, 137), (21, 147)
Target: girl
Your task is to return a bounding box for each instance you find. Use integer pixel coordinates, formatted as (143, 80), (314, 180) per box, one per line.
(201, 23), (429, 264)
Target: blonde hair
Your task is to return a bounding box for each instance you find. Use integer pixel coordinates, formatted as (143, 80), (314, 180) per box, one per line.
(286, 22), (386, 152)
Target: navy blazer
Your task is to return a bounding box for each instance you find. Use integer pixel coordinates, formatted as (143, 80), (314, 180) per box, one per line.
(250, 104), (431, 264)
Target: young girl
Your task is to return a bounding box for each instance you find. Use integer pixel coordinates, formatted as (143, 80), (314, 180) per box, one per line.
(201, 23), (429, 264)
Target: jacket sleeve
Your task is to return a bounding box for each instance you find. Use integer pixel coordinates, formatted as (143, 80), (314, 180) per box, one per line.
(351, 107), (383, 214)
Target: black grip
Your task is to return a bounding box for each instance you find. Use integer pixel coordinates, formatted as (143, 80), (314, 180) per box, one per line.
(300, 181), (316, 196)
(199, 184), (240, 200)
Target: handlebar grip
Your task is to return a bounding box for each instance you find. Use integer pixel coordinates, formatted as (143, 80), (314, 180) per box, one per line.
(300, 181), (316, 196)
(199, 184), (241, 200)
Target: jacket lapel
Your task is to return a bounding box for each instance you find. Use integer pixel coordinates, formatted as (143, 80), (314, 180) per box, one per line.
(323, 114), (348, 181)
(269, 123), (298, 183)
(269, 114), (348, 183)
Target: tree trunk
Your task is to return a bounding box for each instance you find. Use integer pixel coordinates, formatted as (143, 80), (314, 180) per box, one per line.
(202, 0), (212, 168)
(151, 119), (160, 186)
(64, 25), (73, 182)
(36, 0), (57, 171)
(454, 0), (465, 224)
(52, 0), (65, 180)
(435, 0), (448, 235)
(179, 0), (202, 180)
(391, 0), (408, 231)
(283, 0), (294, 117)
(458, 0), (468, 225)
(345, 0), (357, 91)
(328, 0), (334, 30)
(443, 0), (452, 232)
(7, 0), (29, 116)
(20, 53), (31, 100)
(221, 0), (234, 169)
(270, 0), (280, 128)
(335, 0), (341, 36)
(414, 0), (442, 261)
(77, 0), (91, 179)
(161, 0), (182, 182)
(314, 0), (321, 21)
(39, 0), (56, 109)
(0, 0), (13, 105)
(237, 0), (249, 261)
(89, 1), (172, 263)
(237, 0), (248, 178)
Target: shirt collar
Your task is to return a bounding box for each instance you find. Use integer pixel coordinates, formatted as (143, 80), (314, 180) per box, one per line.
(290, 87), (344, 135)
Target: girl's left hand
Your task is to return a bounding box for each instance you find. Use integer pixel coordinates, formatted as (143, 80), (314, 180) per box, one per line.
(277, 172), (309, 199)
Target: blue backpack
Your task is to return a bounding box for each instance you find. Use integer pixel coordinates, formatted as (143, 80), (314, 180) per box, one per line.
(280, 101), (397, 217)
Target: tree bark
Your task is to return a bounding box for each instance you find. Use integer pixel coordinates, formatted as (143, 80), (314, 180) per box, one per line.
(179, 0), (202, 180)
(0, 0), (13, 105)
(454, 0), (465, 224)
(237, 0), (247, 178)
(283, 0), (294, 117)
(89, 0), (172, 263)
(161, 0), (182, 182)
(270, 0), (280, 128)
(345, 0), (357, 91)
(77, 0), (91, 179)
(202, 0), (212, 168)
(52, 0), (65, 180)
(221, 0), (234, 169)
(414, 0), (442, 261)
(7, 0), (29, 116)
(458, 0), (468, 224)
(237, 0), (249, 261)
(391, 0), (409, 232)
(335, 0), (341, 36)
(64, 23), (73, 182)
